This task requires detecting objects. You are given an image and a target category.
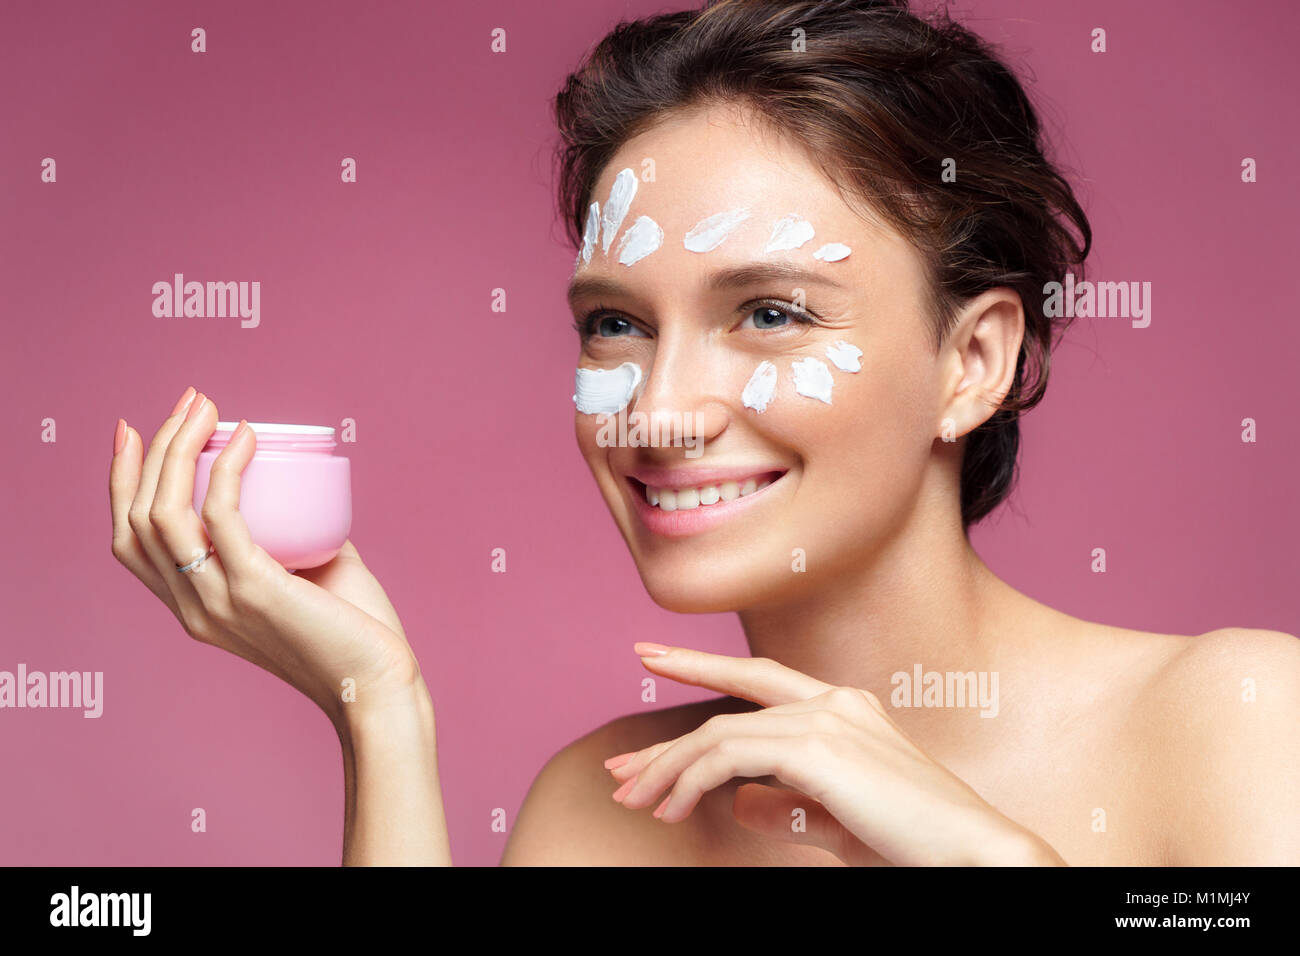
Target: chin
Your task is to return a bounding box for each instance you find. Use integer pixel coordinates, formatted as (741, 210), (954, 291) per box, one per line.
(631, 556), (799, 615)
(640, 577), (750, 614)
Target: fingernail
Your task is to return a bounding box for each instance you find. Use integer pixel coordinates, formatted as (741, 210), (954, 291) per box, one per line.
(185, 393), (207, 422)
(232, 419), (249, 440)
(652, 796), (670, 819)
(634, 642), (671, 657)
(612, 776), (638, 802)
(113, 418), (127, 455)
(171, 386), (196, 416)
(604, 752), (635, 770)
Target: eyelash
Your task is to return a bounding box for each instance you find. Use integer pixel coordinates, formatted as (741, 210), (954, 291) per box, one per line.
(574, 298), (820, 338)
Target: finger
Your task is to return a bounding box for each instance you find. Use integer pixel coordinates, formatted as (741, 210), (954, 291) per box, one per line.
(617, 711), (826, 810)
(633, 644), (831, 707)
(609, 694), (843, 783)
(132, 386), (196, 521)
(128, 389), (225, 638)
(146, 393), (227, 616)
(129, 387), (199, 572)
(752, 685), (887, 728)
(152, 391), (217, 557)
(607, 739), (674, 782)
(650, 735), (827, 824)
(732, 783), (879, 865)
(199, 420), (271, 584)
(110, 421), (181, 611)
(129, 388), (204, 578)
(152, 393), (227, 600)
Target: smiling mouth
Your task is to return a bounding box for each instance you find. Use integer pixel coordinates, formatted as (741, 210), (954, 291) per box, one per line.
(627, 471), (785, 513)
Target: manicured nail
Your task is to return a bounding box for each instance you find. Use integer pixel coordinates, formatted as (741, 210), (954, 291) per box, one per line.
(232, 419), (249, 440)
(171, 386), (196, 416)
(652, 796), (671, 819)
(612, 776), (638, 802)
(113, 418), (127, 456)
(604, 752), (635, 770)
(634, 642), (671, 657)
(185, 393), (207, 422)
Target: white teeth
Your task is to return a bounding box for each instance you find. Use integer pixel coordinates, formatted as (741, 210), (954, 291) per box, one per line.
(642, 477), (775, 511)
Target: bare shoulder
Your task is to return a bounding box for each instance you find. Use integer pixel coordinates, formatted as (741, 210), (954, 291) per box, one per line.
(1144, 626), (1300, 722)
(501, 696), (753, 866)
(1134, 626), (1300, 864)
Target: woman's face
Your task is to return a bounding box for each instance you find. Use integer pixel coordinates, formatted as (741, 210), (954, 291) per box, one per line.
(568, 104), (948, 613)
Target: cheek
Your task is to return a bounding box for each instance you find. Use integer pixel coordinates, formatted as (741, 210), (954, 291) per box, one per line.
(574, 413), (609, 475)
(826, 358), (934, 454)
(772, 347), (937, 532)
(727, 353), (846, 435)
(737, 347), (930, 454)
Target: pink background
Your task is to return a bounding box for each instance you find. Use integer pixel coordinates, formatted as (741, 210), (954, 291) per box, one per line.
(1, 0), (1295, 866)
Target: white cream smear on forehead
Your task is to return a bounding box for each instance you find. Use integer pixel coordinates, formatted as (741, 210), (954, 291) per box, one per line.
(617, 215), (663, 265)
(825, 340), (863, 372)
(573, 362), (643, 415)
(579, 201), (600, 265)
(741, 361), (778, 413)
(683, 208), (751, 252)
(764, 213), (815, 253)
(813, 242), (851, 262)
(791, 357), (834, 404)
(601, 168), (637, 254)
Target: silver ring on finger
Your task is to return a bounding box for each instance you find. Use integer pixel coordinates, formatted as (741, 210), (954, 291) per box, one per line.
(176, 543), (216, 574)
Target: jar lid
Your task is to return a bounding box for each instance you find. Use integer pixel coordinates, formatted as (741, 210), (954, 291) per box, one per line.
(203, 421), (339, 452)
(212, 421), (334, 435)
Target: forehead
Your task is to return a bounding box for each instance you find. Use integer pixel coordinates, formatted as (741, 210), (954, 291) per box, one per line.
(572, 103), (911, 301)
(599, 103), (863, 245)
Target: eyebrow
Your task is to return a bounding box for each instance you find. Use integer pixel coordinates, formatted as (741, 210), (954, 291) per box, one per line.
(566, 262), (848, 307)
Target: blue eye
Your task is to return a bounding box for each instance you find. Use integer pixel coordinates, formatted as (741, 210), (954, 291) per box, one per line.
(574, 300), (817, 339)
(574, 309), (649, 339)
(740, 302), (815, 331)
(595, 314), (639, 337)
(745, 306), (790, 330)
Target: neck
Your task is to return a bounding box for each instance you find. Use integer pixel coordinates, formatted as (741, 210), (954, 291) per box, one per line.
(738, 491), (1021, 697)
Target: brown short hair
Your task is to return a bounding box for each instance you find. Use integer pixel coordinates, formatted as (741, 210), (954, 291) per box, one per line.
(554, 0), (1091, 527)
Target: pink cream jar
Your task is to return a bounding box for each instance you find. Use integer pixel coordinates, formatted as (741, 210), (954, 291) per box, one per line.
(192, 422), (351, 571)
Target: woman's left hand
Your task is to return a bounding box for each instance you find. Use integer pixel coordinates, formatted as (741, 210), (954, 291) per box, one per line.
(605, 644), (1067, 866)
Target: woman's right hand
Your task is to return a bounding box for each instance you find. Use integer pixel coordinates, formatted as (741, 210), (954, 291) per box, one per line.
(109, 386), (422, 729)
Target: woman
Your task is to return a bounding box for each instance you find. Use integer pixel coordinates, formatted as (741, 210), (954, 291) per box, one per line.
(108, 0), (1298, 866)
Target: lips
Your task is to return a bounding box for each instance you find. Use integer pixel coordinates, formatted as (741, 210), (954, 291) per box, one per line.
(623, 466), (787, 536)
(639, 473), (776, 512)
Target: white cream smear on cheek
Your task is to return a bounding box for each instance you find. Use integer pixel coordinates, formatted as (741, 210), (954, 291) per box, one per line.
(683, 207), (751, 252)
(764, 213), (815, 253)
(741, 361), (778, 413)
(791, 357), (834, 404)
(813, 242), (852, 262)
(573, 362), (643, 415)
(601, 168), (637, 255)
(617, 215), (663, 265)
(825, 340), (863, 372)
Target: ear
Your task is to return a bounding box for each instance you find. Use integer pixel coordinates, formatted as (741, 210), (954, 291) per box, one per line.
(937, 288), (1024, 439)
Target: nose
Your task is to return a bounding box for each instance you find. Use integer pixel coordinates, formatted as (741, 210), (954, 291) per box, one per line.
(629, 330), (730, 453)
